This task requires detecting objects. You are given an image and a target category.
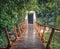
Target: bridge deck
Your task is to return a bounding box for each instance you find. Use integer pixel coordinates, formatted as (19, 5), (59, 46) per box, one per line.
(10, 24), (45, 49)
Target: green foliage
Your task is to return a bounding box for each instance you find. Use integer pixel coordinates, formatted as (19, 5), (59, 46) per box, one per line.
(36, 0), (60, 27)
(0, 0), (39, 47)
(0, 0), (60, 48)
(56, 16), (60, 27)
(0, 32), (8, 48)
(44, 31), (60, 49)
(0, 0), (27, 47)
(37, 18), (46, 25)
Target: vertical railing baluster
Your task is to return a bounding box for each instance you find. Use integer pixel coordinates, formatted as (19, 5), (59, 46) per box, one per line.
(14, 25), (17, 40)
(41, 26), (46, 43)
(18, 24), (21, 37)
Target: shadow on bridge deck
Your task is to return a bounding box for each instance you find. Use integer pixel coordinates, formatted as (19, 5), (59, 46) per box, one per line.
(10, 24), (45, 49)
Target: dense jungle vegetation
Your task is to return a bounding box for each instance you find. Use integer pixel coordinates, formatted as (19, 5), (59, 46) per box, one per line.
(0, 0), (60, 49)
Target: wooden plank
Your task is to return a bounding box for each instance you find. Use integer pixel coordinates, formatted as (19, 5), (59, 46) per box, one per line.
(10, 24), (45, 49)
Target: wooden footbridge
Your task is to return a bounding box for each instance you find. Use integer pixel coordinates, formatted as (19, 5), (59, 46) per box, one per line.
(0, 22), (60, 49)
(0, 11), (60, 49)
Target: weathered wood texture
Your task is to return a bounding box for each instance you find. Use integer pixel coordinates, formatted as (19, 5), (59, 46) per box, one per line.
(46, 28), (55, 49)
(36, 22), (60, 49)
(0, 22), (27, 49)
(10, 24), (45, 49)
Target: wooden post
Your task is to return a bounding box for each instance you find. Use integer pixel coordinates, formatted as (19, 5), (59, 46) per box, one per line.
(18, 24), (21, 36)
(46, 28), (55, 49)
(41, 26), (46, 43)
(38, 25), (40, 37)
(14, 25), (17, 40)
(4, 28), (11, 48)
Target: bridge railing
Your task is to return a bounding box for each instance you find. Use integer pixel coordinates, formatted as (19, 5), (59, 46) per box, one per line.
(34, 22), (60, 49)
(48, 30), (60, 49)
(0, 21), (27, 49)
(46, 28), (60, 49)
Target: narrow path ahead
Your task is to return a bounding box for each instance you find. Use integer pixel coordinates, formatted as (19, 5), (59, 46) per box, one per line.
(10, 24), (45, 49)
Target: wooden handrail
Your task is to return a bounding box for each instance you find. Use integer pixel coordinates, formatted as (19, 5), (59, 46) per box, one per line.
(4, 28), (11, 49)
(0, 21), (27, 49)
(0, 26), (18, 49)
(34, 22), (47, 43)
(46, 28), (55, 49)
(0, 28), (12, 49)
(36, 22), (60, 49)
(36, 22), (60, 31)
